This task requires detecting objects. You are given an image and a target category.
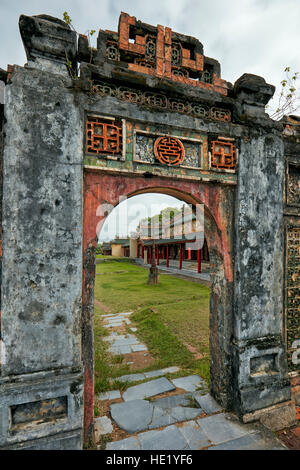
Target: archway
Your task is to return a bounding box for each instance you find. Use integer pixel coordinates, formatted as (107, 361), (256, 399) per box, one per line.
(82, 169), (235, 441)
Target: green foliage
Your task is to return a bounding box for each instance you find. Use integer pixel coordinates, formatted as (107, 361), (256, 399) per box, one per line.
(131, 307), (195, 368)
(94, 404), (100, 417)
(63, 11), (72, 25)
(93, 259), (211, 392)
(62, 10), (96, 68)
(269, 67), (300, 120)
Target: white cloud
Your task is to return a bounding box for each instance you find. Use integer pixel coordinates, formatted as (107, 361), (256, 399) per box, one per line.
(1, 0), (300, 95)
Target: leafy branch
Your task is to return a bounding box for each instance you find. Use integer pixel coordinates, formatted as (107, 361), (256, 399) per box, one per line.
(63, 11), (96, 78)
(268, 67), (300, 120)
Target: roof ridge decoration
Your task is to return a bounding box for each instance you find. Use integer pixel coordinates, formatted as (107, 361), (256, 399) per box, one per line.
(79, 12), (230, 96)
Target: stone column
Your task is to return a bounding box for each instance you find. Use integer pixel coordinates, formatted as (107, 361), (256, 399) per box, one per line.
(232, 74), (296, 430)
(129, 237), (138, 258)
(0, 15), (84, 450)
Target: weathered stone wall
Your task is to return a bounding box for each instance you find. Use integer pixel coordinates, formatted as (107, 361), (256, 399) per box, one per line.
(233, 129), (291, 415)
(282, 117), (300, 405)
(0, 65), (84, 449)
(0, 79), (4, 347)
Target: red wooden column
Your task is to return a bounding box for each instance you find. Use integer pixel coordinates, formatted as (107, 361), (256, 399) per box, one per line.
(179, 244), (183, 270)
(197, 248), (201, 273)
(188, 248), (191, 260)
(166, 245), (169, 267)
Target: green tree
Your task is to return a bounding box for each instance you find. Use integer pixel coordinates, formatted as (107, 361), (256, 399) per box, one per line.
(268, 67), (300, 120)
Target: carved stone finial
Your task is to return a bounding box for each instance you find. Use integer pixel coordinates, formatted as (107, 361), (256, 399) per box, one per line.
(19, 14), (77, 76)
(233, 73), (275, 119)
(234, 73), (275, 105)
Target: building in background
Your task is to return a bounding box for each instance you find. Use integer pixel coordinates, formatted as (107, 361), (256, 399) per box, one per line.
(99, 205), (209, 273)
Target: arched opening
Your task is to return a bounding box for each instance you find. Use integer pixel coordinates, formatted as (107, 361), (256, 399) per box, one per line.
(98, 192), (210, 275)
(82, 170), (234, 444)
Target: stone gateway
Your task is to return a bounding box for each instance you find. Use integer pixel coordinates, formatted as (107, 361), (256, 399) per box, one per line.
(0, 12), (298, 449)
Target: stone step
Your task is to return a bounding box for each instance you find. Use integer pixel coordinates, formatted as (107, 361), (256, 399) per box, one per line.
(105, 413), (287, 450)
(171, 375), (207, 392)
(122, 377), (175, 401)
(193, 393), (222, 414)
(101, 312), (133, 318)
(97, 390), (121, 401)
(114, 366), (180, 383)
(110, 393), (204, 433)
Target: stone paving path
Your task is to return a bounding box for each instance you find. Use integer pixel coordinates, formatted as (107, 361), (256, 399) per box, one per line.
(135, 259), (210, 282)
(96, 312), (287, 450)
(105, 411), (286, 450)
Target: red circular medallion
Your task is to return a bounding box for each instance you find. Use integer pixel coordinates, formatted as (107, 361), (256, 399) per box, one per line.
(154, 136), (185, 166)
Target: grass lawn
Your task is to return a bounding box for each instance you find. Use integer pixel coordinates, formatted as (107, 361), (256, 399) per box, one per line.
(94, 258), (210, 394)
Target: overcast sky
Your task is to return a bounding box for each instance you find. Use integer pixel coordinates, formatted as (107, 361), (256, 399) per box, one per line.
(1, 0), (299, 240)
(1, 0), (300, 93)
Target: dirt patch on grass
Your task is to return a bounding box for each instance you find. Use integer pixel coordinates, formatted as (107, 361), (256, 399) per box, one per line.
(183, 342), (206, 360)
(120, 351), (155, 370)
(95, 299), (111, 313)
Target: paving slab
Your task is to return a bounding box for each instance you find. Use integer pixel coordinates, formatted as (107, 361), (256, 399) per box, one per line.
(152, 393), (192, 409)
(106, 436), (141, 450)
(162, 366), (181, 374)
(144, 366), (180, 379)
(197, 413), (254, 445)
(123, 377), (176, 401)
(105, 320), (125, 325)
(103, 334), (126, 342)
(148, 406), (176, 429)
(94, 416), (113, 440)
(131, 344), (148, 352)
(107, 390), (121, 400)
(143, 370), (165, 379)
(97, 390), (121, 401)
(104, 322), (123, 328)
(170, 406), (203, 422)
(110, 400), (153, 433)
(109, 345), (131, 354)
(207, 431), (287, 450)
(110, 337), (140, 346)
(127, 334), (139, 341)
(177, 421), (211, 449)
(193, 393), (222, 414)
(117, 373), (145, 383)
(104, 316), (126, 321)
(138, 425), (189, 450)
(171, 375), (206, 392)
